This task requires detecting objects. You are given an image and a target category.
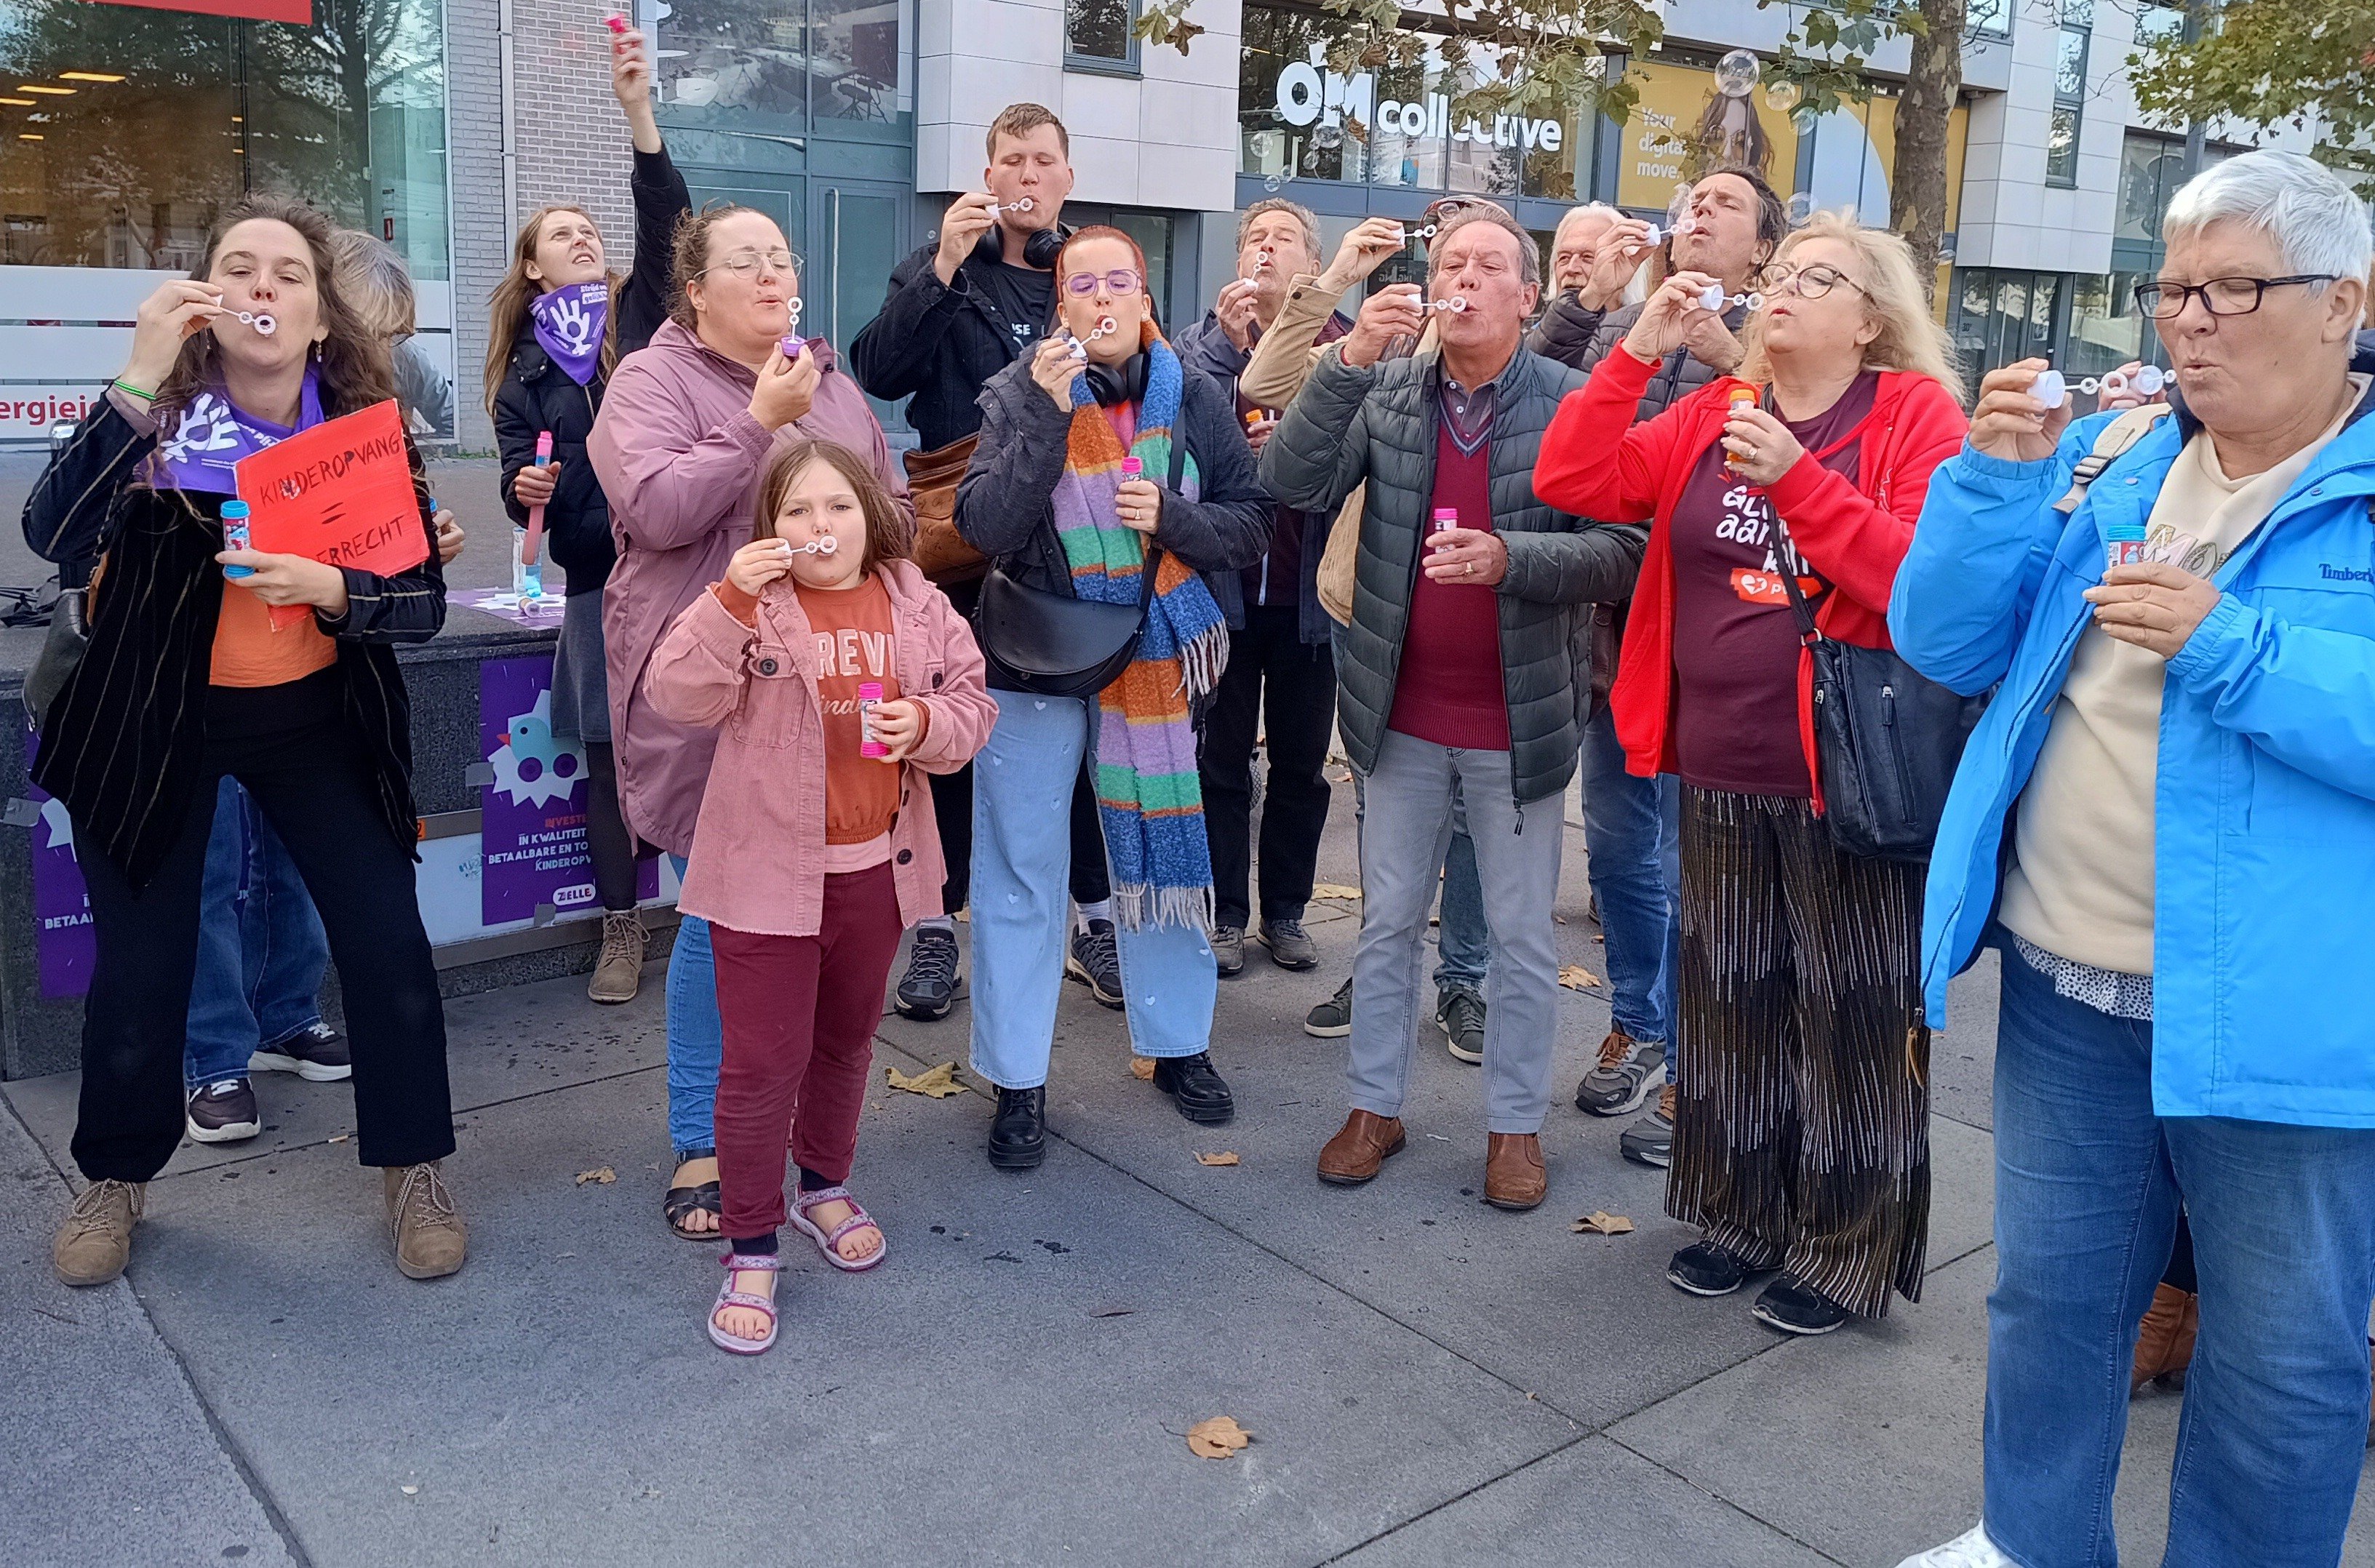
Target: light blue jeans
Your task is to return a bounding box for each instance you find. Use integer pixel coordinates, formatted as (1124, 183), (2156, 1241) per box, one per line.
(664, 855), (722, 1158)
(969, 689), (1216, 1089)
(183, 777), (330, 1088)
(1578, 705), (1680, 1068)
(1986, 940), (2375, 1568)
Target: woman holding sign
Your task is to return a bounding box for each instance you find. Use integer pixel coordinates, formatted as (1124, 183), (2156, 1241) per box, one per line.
(27, 195), (465, 1290)
(590, 202), (910, 1244)
(486, 21), (690, 1012)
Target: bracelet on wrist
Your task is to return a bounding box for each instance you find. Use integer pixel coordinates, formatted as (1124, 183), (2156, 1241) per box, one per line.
(111, 378), (159, 401)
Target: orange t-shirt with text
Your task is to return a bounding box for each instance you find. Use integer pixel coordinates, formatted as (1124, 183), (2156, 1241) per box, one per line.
(795, 577), (903, 850)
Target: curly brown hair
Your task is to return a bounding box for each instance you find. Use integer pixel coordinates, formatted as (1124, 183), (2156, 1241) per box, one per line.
(753, 439), (911, 577)
(668, 203), (797, 331)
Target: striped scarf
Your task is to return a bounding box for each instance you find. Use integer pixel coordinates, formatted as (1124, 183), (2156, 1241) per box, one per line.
(1049, 328), (1227, 934)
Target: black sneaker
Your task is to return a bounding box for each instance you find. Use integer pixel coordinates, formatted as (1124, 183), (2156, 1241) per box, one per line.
(1435, 985), (1486, 1064)
(1211, 925), (1245, 977)
(1151, 1052), (1235, 1124)
(1305, 976), (1353, 1039)
(250, 1020), (351, 1082)
(895, 926), (961, 1020)
(1064, 918), (1124, 1009)
(1753, 1274), (1853, 1336)
(1667, 1239), (1751, 1297)
(987, 1085), (1046, 1170)
(185, 1079), (261, 1144)
(1256, 918), (1319, 971)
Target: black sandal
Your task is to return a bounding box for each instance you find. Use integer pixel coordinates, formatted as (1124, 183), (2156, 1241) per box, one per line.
(663, 1147), (722, 1241)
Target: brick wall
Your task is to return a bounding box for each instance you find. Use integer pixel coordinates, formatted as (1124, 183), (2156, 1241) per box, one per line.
(444, 0), (508, 452)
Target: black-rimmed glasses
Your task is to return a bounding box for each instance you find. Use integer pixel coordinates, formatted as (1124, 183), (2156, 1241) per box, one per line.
(2133, 274), (2339, 319)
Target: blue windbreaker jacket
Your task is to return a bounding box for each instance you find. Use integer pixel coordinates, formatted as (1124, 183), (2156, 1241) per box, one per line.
(1891, 369), (2375, 1128)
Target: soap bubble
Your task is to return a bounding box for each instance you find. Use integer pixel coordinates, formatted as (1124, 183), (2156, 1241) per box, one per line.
(1763, 79), (1801, 113)
(1786, 191), (1814, 227)
(1313, 123), (1344, 150)
(1790, 106), (1818, 132)
(1715, 49), (1761, 98)
(1264, 172), (1287, 192)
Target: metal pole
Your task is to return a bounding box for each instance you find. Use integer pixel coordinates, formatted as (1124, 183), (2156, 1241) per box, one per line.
(2179, 0), (2208, 180)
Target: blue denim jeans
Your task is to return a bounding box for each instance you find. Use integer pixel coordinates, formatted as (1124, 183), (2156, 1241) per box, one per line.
(183, 777), (330, 1089)
(1578, 704), (1680, 1069)
(664, 855), (722, 1158)
(1986, 940), (2375, 1568)
(969, 689), (1216, 1088)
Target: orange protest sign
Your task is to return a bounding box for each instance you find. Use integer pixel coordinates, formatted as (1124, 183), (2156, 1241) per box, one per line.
(233, 399), (426, 578)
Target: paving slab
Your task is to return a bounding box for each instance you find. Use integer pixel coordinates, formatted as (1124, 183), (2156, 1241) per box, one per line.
(0, 1103), (297, 1568)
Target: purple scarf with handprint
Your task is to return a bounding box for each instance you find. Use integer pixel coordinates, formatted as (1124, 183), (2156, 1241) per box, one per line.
(148, 367), (324, 494)
(529, 281), (609, 385)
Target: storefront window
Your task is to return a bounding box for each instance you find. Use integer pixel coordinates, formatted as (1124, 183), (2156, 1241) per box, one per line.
(1066, 0), (1134, 68)
(656, 0), (912, 130)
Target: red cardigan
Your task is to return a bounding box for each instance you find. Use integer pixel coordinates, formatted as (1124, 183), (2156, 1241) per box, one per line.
(1533, 345), (1970, 804)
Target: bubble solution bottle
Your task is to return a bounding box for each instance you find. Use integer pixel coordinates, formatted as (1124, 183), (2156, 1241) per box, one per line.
(221, 499), (253, 580)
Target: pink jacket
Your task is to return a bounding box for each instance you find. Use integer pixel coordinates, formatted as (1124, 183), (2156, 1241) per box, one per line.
(644, 559), (994, 937)
(590, 321), (914, 857)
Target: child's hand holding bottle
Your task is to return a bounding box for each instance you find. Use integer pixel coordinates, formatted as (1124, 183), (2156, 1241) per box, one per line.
(866, 697), (927, 763)
(725, 537), (797, 596)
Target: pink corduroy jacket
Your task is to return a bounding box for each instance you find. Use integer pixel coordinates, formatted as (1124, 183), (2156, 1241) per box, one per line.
(591, 321), (914, 858)
(644, 559), (994, 937)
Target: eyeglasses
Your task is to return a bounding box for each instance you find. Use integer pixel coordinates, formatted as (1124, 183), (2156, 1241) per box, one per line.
(2132, 274), (2339, 319)
(699, 249), (795, 279)
(1765, 263), (1864, 301)
(1063, 268), (1143, 296)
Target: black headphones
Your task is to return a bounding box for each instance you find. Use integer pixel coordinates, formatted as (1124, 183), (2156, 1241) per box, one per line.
(970, 221), (1071, 272)
(1083, 353), (1149, 407)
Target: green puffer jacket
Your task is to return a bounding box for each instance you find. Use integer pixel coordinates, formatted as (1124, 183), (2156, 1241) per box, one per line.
(1258, 343), (1648, 806)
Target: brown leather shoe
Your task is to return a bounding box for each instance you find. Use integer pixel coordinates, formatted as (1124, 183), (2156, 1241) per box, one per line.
(383, 1161), (468, 1281)
(52, 1179), (145, 1287)
(2131, 1281), (2198, 1392)
(1317, 1110), (1405, 1185)
(1484, 1132), (1547, 1210)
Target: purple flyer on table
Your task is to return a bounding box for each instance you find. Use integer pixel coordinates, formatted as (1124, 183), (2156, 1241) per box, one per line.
(477, 658), (656, 925)
(448, 587), (566, 628)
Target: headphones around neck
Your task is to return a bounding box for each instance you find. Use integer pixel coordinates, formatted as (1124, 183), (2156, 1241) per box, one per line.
(970, 221), (1070, 273)
(1083, 353), (1149, 407)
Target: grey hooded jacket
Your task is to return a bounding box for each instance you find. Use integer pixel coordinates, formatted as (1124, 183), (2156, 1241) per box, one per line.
(1258, 342), (1648, 806)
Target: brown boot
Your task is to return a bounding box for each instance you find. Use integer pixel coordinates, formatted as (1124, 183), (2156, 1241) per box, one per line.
(52, 1179), (145, 1287)
(1484, 1132), (1548, 1210)
(588, 910), (646, 1004)
(1317, 1110), (1405, 1185)
(2131, 1281), (2198, 1392)
(383, 1162), (468, 1280)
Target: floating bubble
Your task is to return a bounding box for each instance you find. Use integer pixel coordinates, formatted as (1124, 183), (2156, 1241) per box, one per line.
(1715, 49), (1761, 99)
(1790, 106), (1818, 132)
(1786, 191), (1815, 227)
(1312, 123), (1344, 151)
(1763, 80), (1801, 114)
(1264, 172), (1287, 192)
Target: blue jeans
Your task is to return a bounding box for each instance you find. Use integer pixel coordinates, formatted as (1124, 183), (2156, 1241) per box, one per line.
(1986, 940), (2375, 1568)
(969, 689), (1216, 1088)
(183, 778), (329, 1089)
(1578, 704), (1680, 1068)
(664, 855), (722, 1158)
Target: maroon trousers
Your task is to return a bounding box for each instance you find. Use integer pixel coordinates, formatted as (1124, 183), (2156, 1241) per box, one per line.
(711, 864), (904, 1241)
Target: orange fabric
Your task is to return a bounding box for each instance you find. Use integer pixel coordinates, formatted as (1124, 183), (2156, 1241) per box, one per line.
(209, 580), (337, 688)
(714, 578), (761, 625)
(795, 577), (901, 847)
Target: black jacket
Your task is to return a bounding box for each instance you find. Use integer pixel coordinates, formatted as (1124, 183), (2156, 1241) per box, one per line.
(24, 396), (446, 887)
(492, 145), (690, 596)
(953, 354), (1271, 672)
(849, 235), (1063, 454)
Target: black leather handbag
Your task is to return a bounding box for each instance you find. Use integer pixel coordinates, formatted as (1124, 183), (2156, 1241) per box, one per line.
(22, 559), (95, 729)
(1768, 513), (1983, 862)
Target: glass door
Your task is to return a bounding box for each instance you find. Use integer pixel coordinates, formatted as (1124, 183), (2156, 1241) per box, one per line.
(810, 178), (906, 428)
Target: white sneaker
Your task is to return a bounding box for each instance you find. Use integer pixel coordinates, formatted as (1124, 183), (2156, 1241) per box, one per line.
(1896, 1525), (2013, 1568)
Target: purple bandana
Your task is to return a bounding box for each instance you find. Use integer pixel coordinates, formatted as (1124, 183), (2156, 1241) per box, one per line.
(150, 367), (324, 494)
(530, 281), (608, 385)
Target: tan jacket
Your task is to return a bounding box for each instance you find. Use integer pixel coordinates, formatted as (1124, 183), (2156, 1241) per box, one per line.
(1242, 274), (1437, 625)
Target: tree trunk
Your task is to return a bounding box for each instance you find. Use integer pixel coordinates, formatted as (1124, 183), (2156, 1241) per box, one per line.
(1893, 0), (1965, 303)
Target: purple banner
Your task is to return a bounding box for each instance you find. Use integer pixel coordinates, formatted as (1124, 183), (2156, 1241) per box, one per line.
(24, 721), (94, 999)
(478, 657), (655, 924)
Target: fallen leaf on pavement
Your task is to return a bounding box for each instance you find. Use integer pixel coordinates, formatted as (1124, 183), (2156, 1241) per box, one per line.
(1572, 1211), (1635, 1236)
(399, 1485), (420, 1496)
(1557, 964), (1605, 991)
(1187, 1416), (1252, 1459)
(574, 1167), (616, 1185)
(1194, 1151), (1240, 1167)
(1309, 882), (1363, 900)
(1130, 1057), (1157, 1081)
(886, 1062), (969, 1098)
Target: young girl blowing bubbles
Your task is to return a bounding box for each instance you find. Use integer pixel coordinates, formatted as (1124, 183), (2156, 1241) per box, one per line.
(646, 438), (994, 1355)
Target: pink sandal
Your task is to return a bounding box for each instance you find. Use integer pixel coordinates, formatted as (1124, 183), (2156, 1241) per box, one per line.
(788, 1186), (887, 1273)
(708, 1252), (781, 1355)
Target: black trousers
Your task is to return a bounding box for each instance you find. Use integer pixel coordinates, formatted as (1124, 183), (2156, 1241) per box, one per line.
(583, 740), (650, 912)
(1197, 604), (1336, 931)
(71, 680), (455, 1183)
(928, 575), (1109, 914)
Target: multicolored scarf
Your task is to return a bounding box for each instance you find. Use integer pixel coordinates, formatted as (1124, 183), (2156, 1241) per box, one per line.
(148, 367), (324, 493)
(1051, 327), (1229, 934)
(529, 280), (608, 385)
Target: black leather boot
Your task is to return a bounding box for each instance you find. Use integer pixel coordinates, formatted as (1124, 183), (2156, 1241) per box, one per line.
(988, 1085), (1047, 1170)
(1151, 1052), (1234, 1124)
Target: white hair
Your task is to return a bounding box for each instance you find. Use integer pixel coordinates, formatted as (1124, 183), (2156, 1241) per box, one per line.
(1554, 202), (1623, 243)
(2163, 149), (2374, 285)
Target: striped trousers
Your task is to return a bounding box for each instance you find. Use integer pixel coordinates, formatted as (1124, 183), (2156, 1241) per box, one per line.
(1667, 787), (1931, 1318)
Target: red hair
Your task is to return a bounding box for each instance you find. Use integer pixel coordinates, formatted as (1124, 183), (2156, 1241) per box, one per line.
(1053, 225), (1162, 342)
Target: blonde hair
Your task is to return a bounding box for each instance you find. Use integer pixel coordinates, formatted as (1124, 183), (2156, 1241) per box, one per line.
(329, 230), (417, 343)
(1738, 211), (1965, 405)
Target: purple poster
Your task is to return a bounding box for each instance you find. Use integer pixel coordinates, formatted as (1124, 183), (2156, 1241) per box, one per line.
(24, 722), (94, 999)
(477, 658), (655, 924)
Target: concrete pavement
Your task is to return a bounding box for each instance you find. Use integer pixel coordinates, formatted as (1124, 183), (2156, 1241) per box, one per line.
(4, 777), (2371, 1567)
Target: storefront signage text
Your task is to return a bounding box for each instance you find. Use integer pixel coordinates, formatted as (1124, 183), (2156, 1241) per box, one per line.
(1274, 49), (1565, 153)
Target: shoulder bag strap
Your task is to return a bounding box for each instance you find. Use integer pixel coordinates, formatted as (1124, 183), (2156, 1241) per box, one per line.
(2052, 403), (2174, 515)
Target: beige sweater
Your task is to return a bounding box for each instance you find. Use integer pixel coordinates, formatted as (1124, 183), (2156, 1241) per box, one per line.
(1999, 392), (2356, 972)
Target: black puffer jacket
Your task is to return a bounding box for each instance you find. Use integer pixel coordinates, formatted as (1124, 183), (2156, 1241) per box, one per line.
(490, 145), (688, 596)
(1258, 344), (1647, 806)
(849, 229), (1072, 454)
